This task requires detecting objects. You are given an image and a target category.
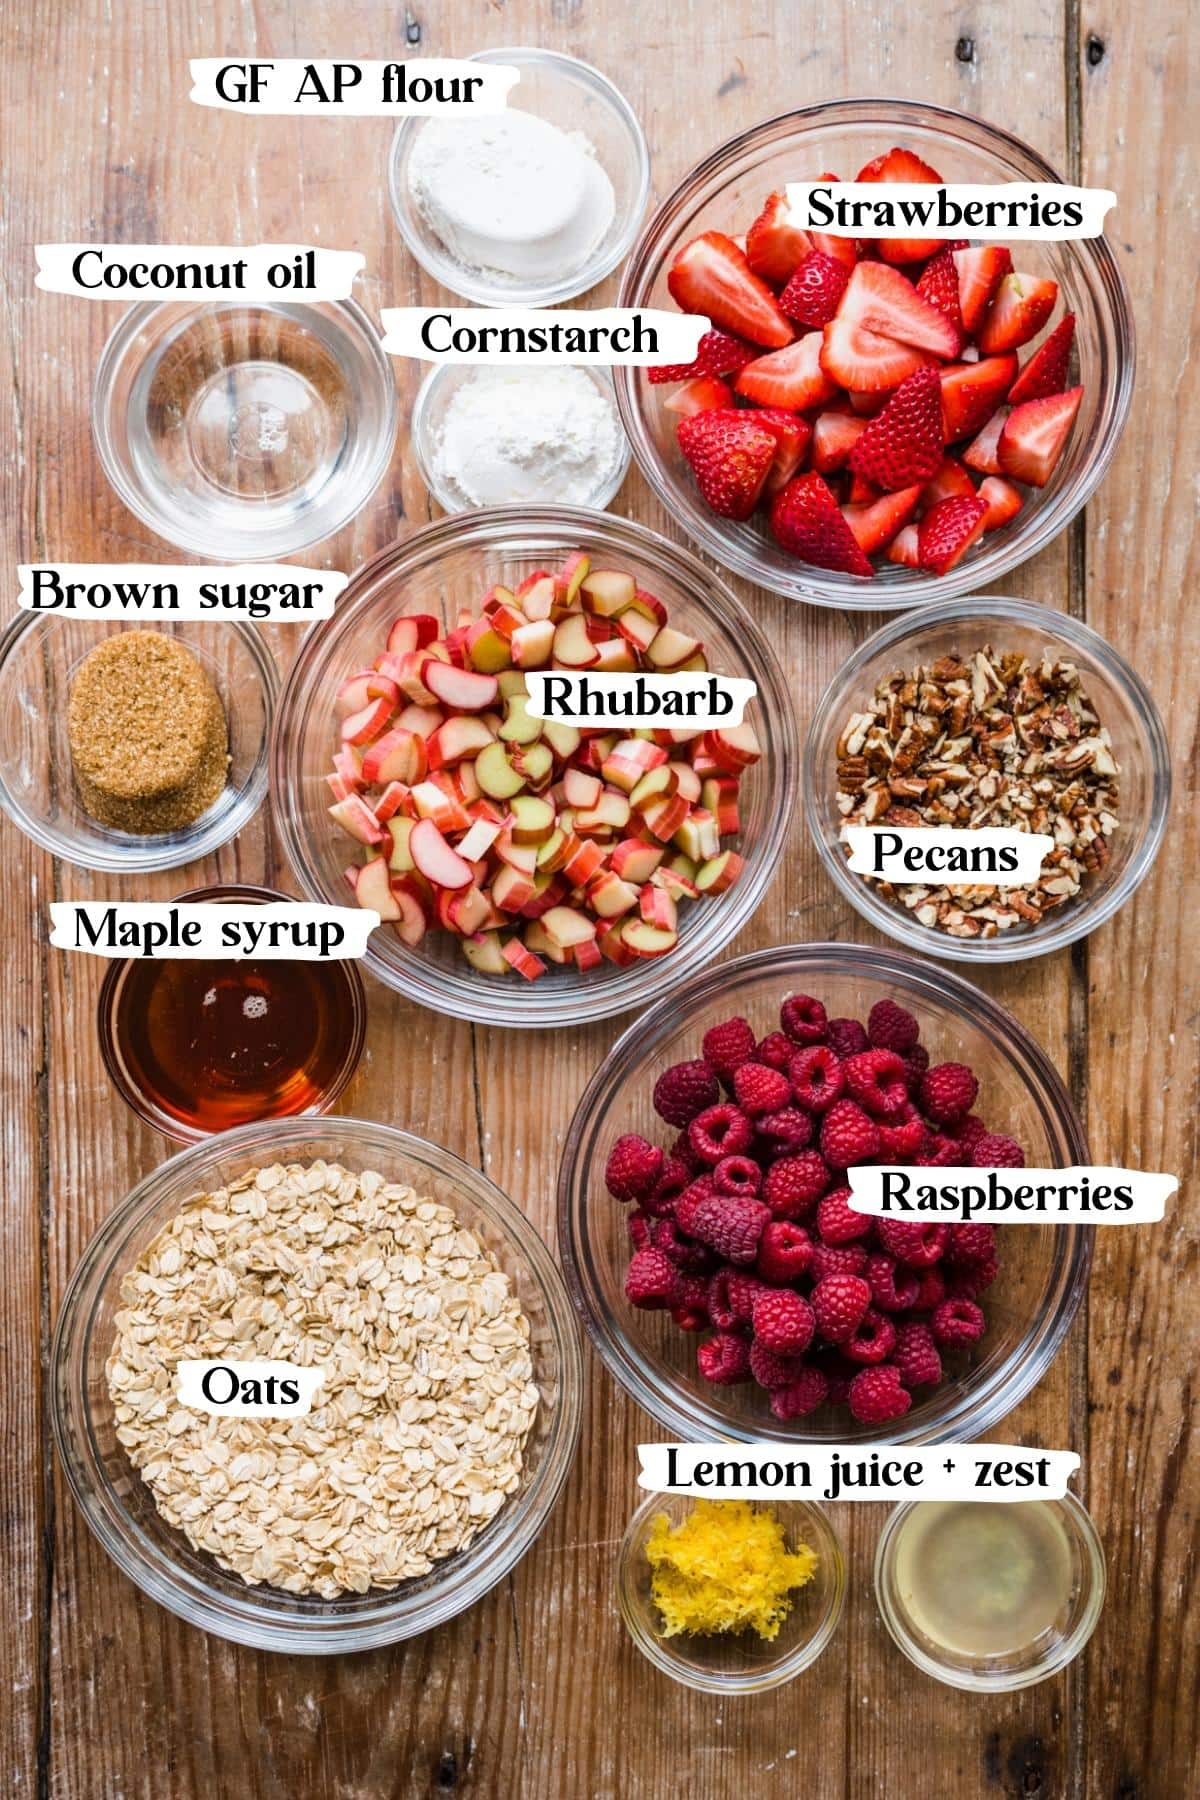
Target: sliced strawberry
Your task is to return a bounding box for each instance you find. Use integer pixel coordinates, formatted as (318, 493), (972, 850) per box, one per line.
(954, 246), (1013, 335)
(917, 494), (988, 573)
(1007, 313), (1076, 405)
(647, 327), (759, 385)
(842, 484), (923, 554)
(886, 522), (921, 567)
(662, 376), (733, 418)
(962, 408), (1009, 476)
(915, 247), (965, 347)
(939, 353), (1018, 441)
(920, 457), (975, 510)
(848, 387), (890, 415)
(847, 471), (880, 503)
(848, 365), (944, 491)
(811, 409), (869, 472)
(808, 171), (860, 270)
(996, 387), (1083, 486)
(667, 231), (793, 348)
(753, 406), (814, 496)
(745, 191), (813, 287)
(978, 475), (1024, 529)
(820, 318), (932, 393)
(735, 331), (836, 410)
(769, 473), (874, 576)
(676, 409), (776, 518)
(857, 146), (945, 263)
(977, 272), (1059, 353)
(779, 251), (850, 327)
(837, 261), (961, 358)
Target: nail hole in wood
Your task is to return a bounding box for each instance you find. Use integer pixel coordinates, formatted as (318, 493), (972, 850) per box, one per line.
(1087, 34), (1105, 66)
(955, 36), (975, 63)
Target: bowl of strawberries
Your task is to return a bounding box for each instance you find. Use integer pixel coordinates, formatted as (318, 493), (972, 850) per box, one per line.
(615, 99), (1133, 608)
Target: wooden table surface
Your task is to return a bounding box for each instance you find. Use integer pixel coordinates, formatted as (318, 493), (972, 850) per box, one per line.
(2, 2), (1196, 1796)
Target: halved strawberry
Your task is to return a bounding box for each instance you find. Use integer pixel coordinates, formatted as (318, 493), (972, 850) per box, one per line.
(954, 246), (1013, 335)
(808, 172), (860, 270)
(667, 231), (794, 348)
(842, 484), (923, 553)
(996, 387), (1083, 486)
(977, 273), (1059, 353)
(769, 473), (874, 576)
(811, 408), (869, 472)
(978, 475), (1024, 529)
(847, 471), (880, 503)
(915, 247), (965, 348)
(848, 365), (944, 491)
(837, 261), (961, 358)
(821, 318), (932, 393)
(745, 191), (813, 287)
(917, 494), (987, 573)
(779, 251), (850, 327)
(1007, 313), (1076, 405)
(676, 409), (776, 519)
(920, 457), (976, 510)
(887, 522), (921, 567)
(753, 406), (814, 496)
(962, 408), (1009, 476)
(857, 146), (945, 263)
(939, 353), (1018, 441)
(662, 376), (733, 418)
(647, 327), (759, 384)
(735, 331), (836, 411)
(848, 387), (890, 415)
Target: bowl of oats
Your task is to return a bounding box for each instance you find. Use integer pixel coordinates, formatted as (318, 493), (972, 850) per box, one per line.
(803, 597), (1170, 961)
(51, 1117), (583, 1651)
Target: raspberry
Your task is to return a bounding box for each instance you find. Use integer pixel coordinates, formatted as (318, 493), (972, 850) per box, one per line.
(848, 1364), (912, 1423)
(931, 1298), (986, 1347)
(779, 993), (828, 1045)
(914, 1134), (962, 1168)
(756, 1220), (813, 1284)
(867, 999), (921, 1054)
(878, 1115), (927, 1160)
(865, 1252), (922, 1314)
(627, 1209), (652, 1251)
(844, 1308), (898, 1365)
(770, 1367), (829, 1420)
(669, 1275), (711, 1331)
(810, 1273), (871, 1343)
(816, 1186), (871, 1246)
(892, 1321), (942, 1387)
(604, 1133), (664, 1202)
(810, 1242), (869, 1282)
(902, 1044), (930, 1092)
(727, 1270), (767, 1321)
(642, 1155), (692, 1218)
(789, 1045), (845, 1113)
(688, 1103), (754, 1166)
(673, 1176), (716, 1236)
(668, 1129), (703, 1171)
(754, 1107), (814, 1157)
(946, 1222), (997, 1268)
(706, 1269), (741, 1330)
(763, 1151), (830, 1217)
(697, 1332), (752, 1385)
(820, 1099), (881, 1166)
(913, 1266), (947, 1311)
(690, 1193), (770, 1265)
(752, 1288), (816, 1356)
(624, 1247), (681, 1310)
(713, 1154), (762, 1197)
(732, 1060), (792, 1117)
(653, 1058), (720, 1126)
(826, 1017), (869, 1059)
(749, 1339), (807, 1390)
(946, 1257), (997, 1301)
(877, 1218), (951, 1268)
(919, 1062), (980, 1124)
(701, 1015), (757, 1079)
(972, 1133), (1026, 1168)
(947, 1113), (988, 1149)
(753, 1030), (796, 1071)
(843, 1049), (910, 1119)
(651, 1218), (714, 1274)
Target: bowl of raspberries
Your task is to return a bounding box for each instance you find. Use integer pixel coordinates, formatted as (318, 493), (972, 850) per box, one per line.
(558, 944), (1091, 1443)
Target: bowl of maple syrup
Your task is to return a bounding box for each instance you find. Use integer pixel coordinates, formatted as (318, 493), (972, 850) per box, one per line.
(98, 883), (367, 1142)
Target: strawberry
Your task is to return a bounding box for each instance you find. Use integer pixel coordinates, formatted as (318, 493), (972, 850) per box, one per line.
(752, 406), (814, 496)
(954, 246), (1013, 335)
(811, 408), (868, 472)
(915, 247), (965, 347)
(848, 388), (890, 416)
(939, 353), (1018, 441)
(847, 471), (880, 503)
(780, 250), (851, 327)
(836, 261), (961, 358)
(917, 494), (987, 574)
(843, 484), (923, 553)
(745, 191), (813, 286)
(808, 171), (860, 270)
(962, 408), (1009, 475)
(978, 475), (1023, 529)
(662, 375), (733, 418)
(977, 272), (1059, 353)
(647, 327), (759, 385)
(856, 146), (945, 263)
(996, 387), (1083, 486)
(820, 318), (932, 393)
(886, 522), (921, 567)
(848, 366), (944, 491)
(919, 457), (975, 510)
(676, 409), (776, 519)
(667, 231), (794, 348)
(769, 473), (874, 576)
(735, 331), (837, 411)
(1007, 313), (1076, 404)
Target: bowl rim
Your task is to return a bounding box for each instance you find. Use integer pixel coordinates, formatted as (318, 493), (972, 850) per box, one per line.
(50, 1114), (585, 1652)
(614, 95), (1136, 610)
(802, 594), (1172, 961)
(557, 941), (1092, 1446)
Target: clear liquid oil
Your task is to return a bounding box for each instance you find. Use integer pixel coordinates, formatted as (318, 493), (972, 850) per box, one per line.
(892, 1501), (1076, 1659)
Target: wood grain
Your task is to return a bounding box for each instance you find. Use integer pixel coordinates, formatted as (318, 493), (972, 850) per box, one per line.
(0, 2), (1195, 1796)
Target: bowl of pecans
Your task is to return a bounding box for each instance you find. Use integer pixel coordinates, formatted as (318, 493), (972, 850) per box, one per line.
(803, 597), (1170, 961)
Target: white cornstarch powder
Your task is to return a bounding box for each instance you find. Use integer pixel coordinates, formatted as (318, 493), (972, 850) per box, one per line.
(431, 368), (626, 509)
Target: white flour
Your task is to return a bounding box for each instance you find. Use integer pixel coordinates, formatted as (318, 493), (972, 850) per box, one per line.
(430, 368), (626, 509)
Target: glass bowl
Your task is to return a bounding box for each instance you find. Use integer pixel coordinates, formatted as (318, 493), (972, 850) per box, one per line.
(410, 362), (631, 514)
(270, 506), (797, 1029)
(0, 612), (277, 873)
(388, 47), (650, 307)
(51, 1115), (584, 1653)
(804, 597), (1170, 962)
(97, 883), (367, 1143)
(616, 1490), (845, 1692)
(92, 299), (398, 558)
(558, 943), (1091, 1446)
(615, 97), (1134, 610)
(874, 1492), (1106, 1690)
